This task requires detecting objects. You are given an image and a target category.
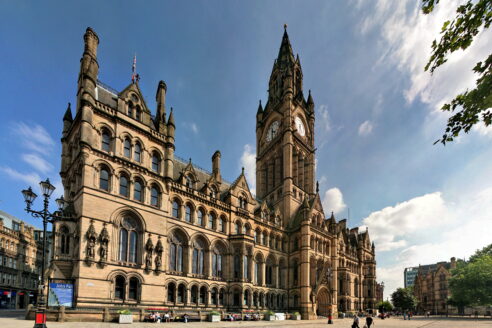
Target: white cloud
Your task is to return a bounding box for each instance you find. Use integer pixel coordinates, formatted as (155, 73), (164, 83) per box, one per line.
(182, 122), (199, 134)
(362, 192), (449, 252)
(240, 144), (256, 195)
(358, 120), (373, 136)
(363, 188), (492, 299)
(322, 187), (346, 215)
(12, 122), (55, 152)
(21, 153), (53, 174)
(354, 0), (492, 137)
(0, 166), (41, 188)
(318, 104), (331, 133)
(475, 121), (492, 138)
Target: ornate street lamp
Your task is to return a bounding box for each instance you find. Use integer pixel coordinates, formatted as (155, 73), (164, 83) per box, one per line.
(21, 178), (73, 328)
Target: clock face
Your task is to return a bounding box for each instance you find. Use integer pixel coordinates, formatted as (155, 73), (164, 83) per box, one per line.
(295, 116), (305, 137)
(266, 121), (280, 142)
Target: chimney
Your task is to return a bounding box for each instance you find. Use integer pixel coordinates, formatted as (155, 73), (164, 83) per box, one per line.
(212, 150), (221, 182)
(450, 257), (456, 269)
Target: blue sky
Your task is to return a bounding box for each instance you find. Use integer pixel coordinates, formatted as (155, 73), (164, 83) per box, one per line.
(1, 0), (491, 297)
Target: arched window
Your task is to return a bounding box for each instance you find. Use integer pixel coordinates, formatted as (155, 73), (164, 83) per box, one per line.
(99, 167), (110, 191)
(234, 254), (240, 279)
(60, 226), (70, 255)
(151, 152), (160, 172)
(185, 204), (192, 222)
(169, 232), (184, 273)
(101, 129), (111, 152)
(199, 286), (206, 304)
(123, 138), (131, 158)
(119, 217), (139, 263)
(119, 175), (129, 197)
(115, 275), (126, 300)
(192, 238), (205, 275)
(167, 283), (175, 302)
(245, 224), (251, 236)
(197, 209), (204, 226)
(191, 285), (198, 304)
(211, 288), (218, 305)
(233, 290), (240, 306)
(244, 290), (250, 306)
(128, 277), (139, 300)
(134, 142), (142, 162)
(255, 259), (261, 285)
(235, 221), (241, 234)
(172, 200), (180, 218)
(219, 289), (225, 306)
(212, 247), (223, 278)
(208, 213), (215, 229)
(177, 284), (185, 303)
(218, 216), (225, 233)
(244, 255), (249, 280)
(150, 185), (160, 207)
(133, 179), (143, 202)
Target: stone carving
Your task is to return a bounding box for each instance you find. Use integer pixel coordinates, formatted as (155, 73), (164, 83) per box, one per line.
(85, 220), (97, 261)
(99, 223), (110, 262)
(155, 237), (164, 272)
(145, 234), (154, 271)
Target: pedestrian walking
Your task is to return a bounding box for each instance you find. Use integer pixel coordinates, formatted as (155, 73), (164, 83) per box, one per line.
(352, 314), (360, 328)
(366, 315), (374, 327)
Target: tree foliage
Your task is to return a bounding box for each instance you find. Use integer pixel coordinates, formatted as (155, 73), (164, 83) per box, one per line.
(449, 243), (492, 306)
(449, 255), (492, 306)
(377, 300), (394, 312)
(391, 287), (417, 311)
(422, 0), (492, 145)
(469, 243), (492, 262)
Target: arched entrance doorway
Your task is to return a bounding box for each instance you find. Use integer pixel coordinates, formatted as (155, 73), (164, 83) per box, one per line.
(316, 288), (331, 316)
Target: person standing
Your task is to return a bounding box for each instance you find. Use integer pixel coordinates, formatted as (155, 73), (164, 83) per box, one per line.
(366, 315), (374, 328)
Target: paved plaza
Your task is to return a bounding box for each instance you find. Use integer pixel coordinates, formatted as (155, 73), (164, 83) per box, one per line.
(0, 312), (491, 328)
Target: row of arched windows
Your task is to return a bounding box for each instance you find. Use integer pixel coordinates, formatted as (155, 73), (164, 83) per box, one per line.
(98, 165), (162, 207)
(100, 128), (162, 175)
(171, 199), (226, 233)
(114, 275), (140, 301)
(165, 282), (290, 309)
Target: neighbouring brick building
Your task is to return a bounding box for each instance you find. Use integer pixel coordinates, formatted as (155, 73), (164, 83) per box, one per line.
(0, 210), (51, 309)
(48, 26), (377, 319)
(413, 258), (456, 315)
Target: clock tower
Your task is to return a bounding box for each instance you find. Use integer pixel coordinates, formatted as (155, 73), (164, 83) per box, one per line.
(256, 26), (316, 226)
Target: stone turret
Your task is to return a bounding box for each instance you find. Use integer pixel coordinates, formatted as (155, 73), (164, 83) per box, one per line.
(212, 150), (221, 182)
(155, 80), (167, 134)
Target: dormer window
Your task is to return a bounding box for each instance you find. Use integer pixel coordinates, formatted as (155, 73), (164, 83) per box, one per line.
(185, 175), (193, 188)
(135, 106), (141, 121)
(210, 185), (218, 198)
(128, 102), (134, 117)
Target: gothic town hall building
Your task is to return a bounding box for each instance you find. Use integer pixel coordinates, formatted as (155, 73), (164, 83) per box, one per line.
(49, 27), (377, 319)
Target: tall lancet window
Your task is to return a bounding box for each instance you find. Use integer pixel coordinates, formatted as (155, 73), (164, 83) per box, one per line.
(119, 217), (139, 263)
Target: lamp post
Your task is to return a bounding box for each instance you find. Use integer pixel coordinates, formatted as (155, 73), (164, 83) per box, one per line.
(21, 178), (72, 328)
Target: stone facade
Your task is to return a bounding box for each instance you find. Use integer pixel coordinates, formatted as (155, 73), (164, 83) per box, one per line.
(413, 258), (456, 315)
(0, 210), (50, 309)
(49, 27), (377, 319)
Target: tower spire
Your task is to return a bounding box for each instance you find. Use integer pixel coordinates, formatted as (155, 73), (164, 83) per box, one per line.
(277, 24), (295, 67)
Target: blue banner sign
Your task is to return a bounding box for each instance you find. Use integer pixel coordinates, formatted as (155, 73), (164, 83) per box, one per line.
(48, 283), (73, 307)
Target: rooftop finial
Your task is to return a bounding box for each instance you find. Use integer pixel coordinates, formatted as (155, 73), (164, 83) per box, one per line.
(131, 54), (140, 84)
(284, 23), (287, 31)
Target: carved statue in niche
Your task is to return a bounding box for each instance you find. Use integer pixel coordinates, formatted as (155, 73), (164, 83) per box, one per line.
(85, 220), (97, 261)
(99, 223), (110, 262)
(154, 237), (164, 272)
(145, 234), (154, 271)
